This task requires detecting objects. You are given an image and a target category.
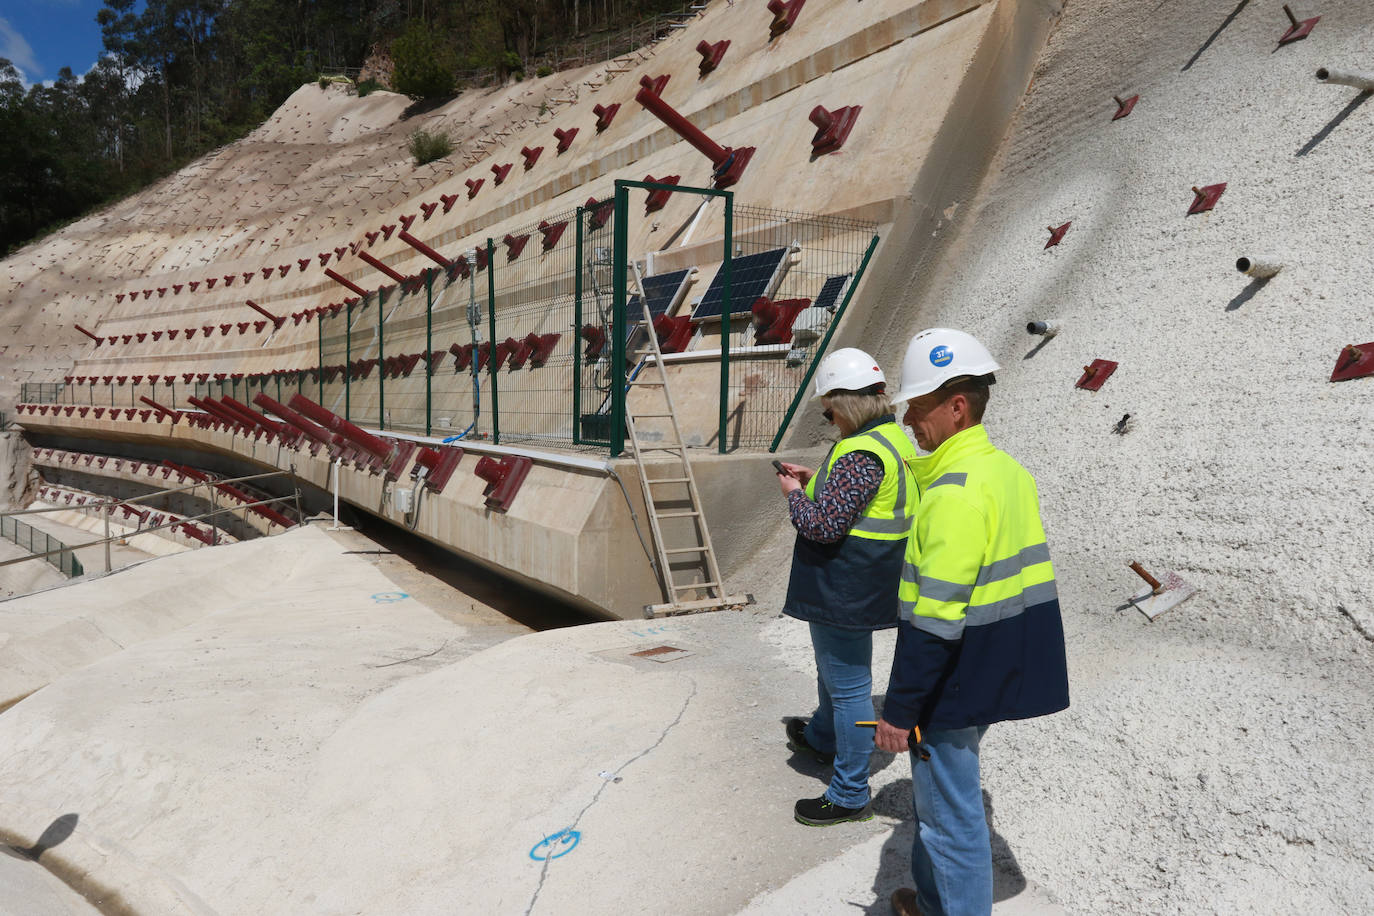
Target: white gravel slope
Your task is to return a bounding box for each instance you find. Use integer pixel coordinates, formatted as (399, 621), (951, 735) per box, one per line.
(742, 0), (1374, 911)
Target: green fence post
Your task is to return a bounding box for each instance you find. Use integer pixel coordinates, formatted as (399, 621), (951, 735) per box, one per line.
(719, 190), (734, 455)
(611, 183), (630, 458)
(573, 207), (584, 446)
(377, 288), (386, 430)
(317, 314), (324, 404)
(345, 301), (352, 422)
(486, 238), (499, 445)
(425, 269), (434, 437)
(768, 233), (881, 452)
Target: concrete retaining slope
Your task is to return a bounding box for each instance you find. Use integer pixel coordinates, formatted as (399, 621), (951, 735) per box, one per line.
(0, 524), (440, 710)
(0, 598), (1061, 915)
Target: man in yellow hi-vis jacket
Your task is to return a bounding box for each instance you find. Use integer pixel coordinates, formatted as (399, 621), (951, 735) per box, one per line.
(875, 328), (1069, 916)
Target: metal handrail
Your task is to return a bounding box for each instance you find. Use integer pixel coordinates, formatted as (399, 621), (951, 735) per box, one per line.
(0, 468), (302, 574)
(2, 470), (296, 518)
(0, 493), (300, 572)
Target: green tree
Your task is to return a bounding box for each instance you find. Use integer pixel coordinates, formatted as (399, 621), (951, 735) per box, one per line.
(391, 20), (456, 99)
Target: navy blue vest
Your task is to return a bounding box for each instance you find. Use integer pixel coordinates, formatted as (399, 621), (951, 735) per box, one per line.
(782, 418), (912, 631)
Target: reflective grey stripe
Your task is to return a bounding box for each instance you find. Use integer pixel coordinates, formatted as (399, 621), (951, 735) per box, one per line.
(861, 431), (911, 523)
(901, 606), (966, 639)
(974, 542), (1051, 586)
(852, 515), (910, 535)
(917, 575), (974, 603)
(810, 444), (839, 494)
(901, 564), (919, 584)
(927, 472), (967, 489)
(965, 580), (1059, 627)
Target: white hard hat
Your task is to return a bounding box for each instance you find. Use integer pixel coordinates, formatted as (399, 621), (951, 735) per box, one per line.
(892, 328), (1000, 402)
(811, 347), (886, 399)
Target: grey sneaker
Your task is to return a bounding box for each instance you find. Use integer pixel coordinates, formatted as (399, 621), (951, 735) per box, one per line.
(785, 717), (835, 764)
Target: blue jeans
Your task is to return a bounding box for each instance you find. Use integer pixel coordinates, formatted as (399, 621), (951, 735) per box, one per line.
(910, 725), (992, 916)
(803, 622), (875, 809)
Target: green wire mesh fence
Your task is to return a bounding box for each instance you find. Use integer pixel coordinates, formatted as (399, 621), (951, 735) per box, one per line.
(0, 514), (83, 578)
(24, 202), (874, 457)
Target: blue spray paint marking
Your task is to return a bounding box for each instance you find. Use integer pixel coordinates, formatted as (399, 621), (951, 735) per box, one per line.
(370, 592), (409, 604)
(529, 828), (581, 861)
(629, 625), (671, 638)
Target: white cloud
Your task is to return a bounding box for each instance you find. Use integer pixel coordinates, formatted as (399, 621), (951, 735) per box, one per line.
(0, 16), (41, 83)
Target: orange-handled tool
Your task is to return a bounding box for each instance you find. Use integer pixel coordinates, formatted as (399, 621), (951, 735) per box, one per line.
(855, 722), (930, 760)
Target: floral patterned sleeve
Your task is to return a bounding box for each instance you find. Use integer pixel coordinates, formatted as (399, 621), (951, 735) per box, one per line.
(786, 451), (884, 543)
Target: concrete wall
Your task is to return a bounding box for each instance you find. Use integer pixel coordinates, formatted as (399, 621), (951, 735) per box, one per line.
(1, 0), (1067, 616)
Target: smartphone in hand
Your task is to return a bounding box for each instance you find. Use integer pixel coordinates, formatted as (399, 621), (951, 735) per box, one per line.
(772, 459), (792, 477)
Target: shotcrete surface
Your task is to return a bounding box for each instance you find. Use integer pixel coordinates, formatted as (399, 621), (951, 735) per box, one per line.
(0, 527), (1058, 915)
(763, 0), (1374, 911)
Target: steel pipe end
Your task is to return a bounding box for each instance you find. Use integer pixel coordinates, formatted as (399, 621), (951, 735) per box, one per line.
(1026, 320), (1059, 337)
(1236, 257), (1282, 279)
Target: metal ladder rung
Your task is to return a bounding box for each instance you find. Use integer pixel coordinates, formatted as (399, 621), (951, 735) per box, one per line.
(664, 546), (709, 555)
(655, 510), (701, 519)
(646, 476), (690, 484)
(672, 581), (719, 591)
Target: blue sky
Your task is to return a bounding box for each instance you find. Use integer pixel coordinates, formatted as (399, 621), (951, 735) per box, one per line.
(0, 0), (110, 86)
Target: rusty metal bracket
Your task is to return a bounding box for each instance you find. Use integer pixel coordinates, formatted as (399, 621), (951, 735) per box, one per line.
(1076, 359), (1118, 391)
(1278, 4), (1319, 45)
(1330, 342), (1374, 382)
(1188, 183), (1227, 215)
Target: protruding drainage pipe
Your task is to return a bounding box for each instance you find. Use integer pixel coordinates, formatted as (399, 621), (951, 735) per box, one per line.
(357, 250), (407, 285)
(1026, 320), (1059, 337)
(245, 299), (285, 329)
(634, 75), (755, 188)
(398, 230), (451, 268)
(1315, 67), (1374, 92)
(1235, 257), (1282, 279)
(325, 268), (369, 298)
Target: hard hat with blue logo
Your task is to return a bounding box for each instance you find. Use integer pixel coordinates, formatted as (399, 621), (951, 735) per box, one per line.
(811, 347), (886, 399)
(892, 328), (1000, 402)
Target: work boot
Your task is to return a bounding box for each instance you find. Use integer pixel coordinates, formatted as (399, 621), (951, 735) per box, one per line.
(793, 794), (872, 826)
(785, 717), (834, 765)
(890, 888), (922, 916)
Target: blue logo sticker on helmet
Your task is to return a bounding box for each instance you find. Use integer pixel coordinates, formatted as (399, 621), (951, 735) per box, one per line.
(929, 346), (953, 367)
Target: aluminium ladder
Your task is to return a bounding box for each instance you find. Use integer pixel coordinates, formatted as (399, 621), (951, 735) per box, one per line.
(624, 264), (751, 617)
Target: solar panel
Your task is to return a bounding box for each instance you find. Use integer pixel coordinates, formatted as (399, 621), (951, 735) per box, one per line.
(624, 268), (693, 353)
(691, 247), (790, 320)
(812, 274), (852, 312)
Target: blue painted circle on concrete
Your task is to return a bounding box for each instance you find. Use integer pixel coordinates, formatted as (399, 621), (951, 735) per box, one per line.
(929, 346), (953, 367)
(529, 829), (581, 861)
(370, 592), (409, 603)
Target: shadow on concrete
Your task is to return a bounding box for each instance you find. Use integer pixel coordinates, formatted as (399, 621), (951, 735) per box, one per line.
(1225, 277), (1270, 312)
(343, 510), (606, 631)
(864, 783), (1028, 913)
(1296, 91), (1373, 157)
(1022, 335), (1055, 361)
(1182, 0), (1251, 72)
(5, 813), (78, 860)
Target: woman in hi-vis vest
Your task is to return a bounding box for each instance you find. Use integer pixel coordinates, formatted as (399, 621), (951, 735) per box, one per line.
(775, 348), (919, 827)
